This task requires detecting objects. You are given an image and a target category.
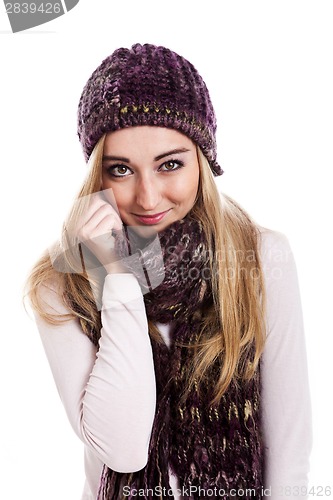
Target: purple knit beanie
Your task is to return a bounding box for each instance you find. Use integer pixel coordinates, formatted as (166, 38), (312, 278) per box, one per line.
(77, 43), (223, 176)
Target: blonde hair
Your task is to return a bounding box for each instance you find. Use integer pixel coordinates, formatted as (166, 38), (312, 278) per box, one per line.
(187, 149), (266, 402)
(26, 135), (266, 403)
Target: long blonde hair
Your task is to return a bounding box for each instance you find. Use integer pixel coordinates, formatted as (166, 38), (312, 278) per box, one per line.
(26, 134), (266, 403)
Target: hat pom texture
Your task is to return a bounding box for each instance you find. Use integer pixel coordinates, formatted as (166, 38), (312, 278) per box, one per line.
(77, 43), (223, 176)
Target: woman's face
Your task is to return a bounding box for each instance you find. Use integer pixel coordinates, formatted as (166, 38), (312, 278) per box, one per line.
(102, 126), (200, 236)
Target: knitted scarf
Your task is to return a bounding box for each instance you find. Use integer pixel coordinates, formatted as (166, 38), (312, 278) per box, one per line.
(97, 215), (264, 499)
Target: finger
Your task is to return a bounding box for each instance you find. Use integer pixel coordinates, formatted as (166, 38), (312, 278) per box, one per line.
(86, 202), (122, 230)
(87, 189), (120, 218)
(67, 190), (122, 242)
(80, 205), (121, 241)
(78, 193), (110, 223)
(91, 213), (122, 239)
(70, 190), (108, 221)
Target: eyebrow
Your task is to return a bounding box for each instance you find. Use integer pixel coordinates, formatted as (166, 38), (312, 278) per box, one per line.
(102, 148), (191, 163)
(154, 148), (190, 161)
(102, 155), (130, 163)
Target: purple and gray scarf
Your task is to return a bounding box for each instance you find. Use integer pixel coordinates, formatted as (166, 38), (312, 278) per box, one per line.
(97, 215), (264, 499)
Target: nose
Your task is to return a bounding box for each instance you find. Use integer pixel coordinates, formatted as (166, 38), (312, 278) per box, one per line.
(135, 174), (162, 212)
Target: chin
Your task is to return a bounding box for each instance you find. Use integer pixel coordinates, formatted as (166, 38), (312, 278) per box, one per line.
(128, 220), (176, 240)
(127, 224), (160, 240)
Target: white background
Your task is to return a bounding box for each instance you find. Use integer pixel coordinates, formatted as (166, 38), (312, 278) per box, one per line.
(1, 1), (332, 498)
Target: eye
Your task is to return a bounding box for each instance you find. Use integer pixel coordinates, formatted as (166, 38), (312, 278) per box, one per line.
(159, 159), (184, 172)
(106, 164), (132, 178)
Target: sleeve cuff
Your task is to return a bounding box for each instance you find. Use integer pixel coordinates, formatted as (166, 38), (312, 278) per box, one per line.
(102, 273), (143, 306)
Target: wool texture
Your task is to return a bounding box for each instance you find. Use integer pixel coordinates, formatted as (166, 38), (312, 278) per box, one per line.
(97, 216), (264, 500)
(77, 43), (223, 177)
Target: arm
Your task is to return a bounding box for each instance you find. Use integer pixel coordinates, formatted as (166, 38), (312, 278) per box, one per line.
(34, 273), (156, 473)
(260, 229), (312, 498)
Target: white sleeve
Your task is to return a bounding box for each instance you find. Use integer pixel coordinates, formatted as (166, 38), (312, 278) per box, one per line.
(260, 229), (312, 499)
(34, 273), (156, 473)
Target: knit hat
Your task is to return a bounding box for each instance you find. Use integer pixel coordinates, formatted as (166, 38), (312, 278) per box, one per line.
(77, 43), (223, 176)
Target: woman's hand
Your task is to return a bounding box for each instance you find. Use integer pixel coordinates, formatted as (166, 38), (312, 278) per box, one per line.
(74, 190), (127, 274)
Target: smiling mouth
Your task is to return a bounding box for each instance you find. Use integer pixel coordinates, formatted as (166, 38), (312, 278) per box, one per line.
(133, 209), (171, 225)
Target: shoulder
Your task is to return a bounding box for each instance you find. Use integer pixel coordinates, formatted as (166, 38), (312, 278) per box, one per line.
(256, 226), (301, 301)
(217, 192), (293, 263)
(258, 223), (292, 250)
(257, 226), (294, 268)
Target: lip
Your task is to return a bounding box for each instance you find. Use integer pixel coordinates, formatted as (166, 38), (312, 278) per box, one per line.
(133, 209), (171, 225)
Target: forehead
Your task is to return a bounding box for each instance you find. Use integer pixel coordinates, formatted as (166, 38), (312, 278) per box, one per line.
(103, 126), (196, 156)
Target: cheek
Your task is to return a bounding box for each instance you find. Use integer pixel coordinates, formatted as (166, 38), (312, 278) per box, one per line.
(170, 171), (199, 203)
(190, 173), (200, 199)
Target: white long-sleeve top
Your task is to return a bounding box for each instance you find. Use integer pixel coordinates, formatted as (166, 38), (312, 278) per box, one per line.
(34, 228), (312, 499)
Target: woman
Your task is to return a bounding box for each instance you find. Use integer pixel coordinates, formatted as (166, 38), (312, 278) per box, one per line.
(27, 43), (312, 499)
